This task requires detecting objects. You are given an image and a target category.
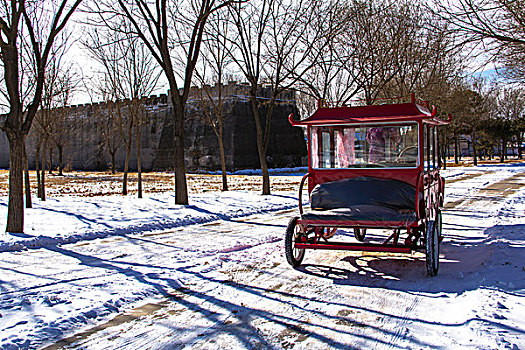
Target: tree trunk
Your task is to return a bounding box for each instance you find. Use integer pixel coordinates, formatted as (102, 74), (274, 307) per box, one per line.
(218, 131), (228, 191)
(249, 95), (270, 195)
(518, 133), (523, 160)
(136, 128), (143, 199)
(41, 142), (46, 201)
(122, 113), (134, 196)
(454, 136), (459, 164)
(500, 138), (506, 163)
(48, 146), (53, 175)
(58, 145), (64, 176)
(123, 144), (131, 195)
(171, 101), (189, 205)
(23, 141), (32, 209)
(111, 151), (116, 175)
(35, 141), (42, 199)
(172, 135), (188, 204)
(6, 134), (25, 233)
(472, 134), (478, 166)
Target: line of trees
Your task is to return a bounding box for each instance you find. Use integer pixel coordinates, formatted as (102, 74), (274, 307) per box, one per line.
(431, 0), (525, 165)
(1, 0), (525, 233)
(439, 81), (525, 166)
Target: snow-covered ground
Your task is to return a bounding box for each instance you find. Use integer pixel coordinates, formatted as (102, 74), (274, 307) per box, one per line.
(0, 164), (524, 349)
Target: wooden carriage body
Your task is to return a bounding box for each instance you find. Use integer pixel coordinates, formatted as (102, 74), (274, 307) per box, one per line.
(285, 95), (451, 276)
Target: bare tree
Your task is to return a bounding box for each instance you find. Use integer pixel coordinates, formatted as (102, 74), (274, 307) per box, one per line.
(52, 109), (72, 176)
(89, 0), (233, 204)
(51, 66), (78, 176)
(193, 9), (235, 191)
(0, 0), (82, 232)
(341, 1), (404, 105)
(117, 101), (133, 195)
(379, 2), (461, 102)
(228, 0), (327, 194)
(297, 1), (461, 110)
(433, 0), (525, 83)
(132, 99), (146, 198)
(293, 2), (360, 112)
(35, 112), (51, 201)
(495, 87), (525, 162)
(85, 19), (161, 197)
(35, 58), (76, 200)
(96, 99), (123, 174)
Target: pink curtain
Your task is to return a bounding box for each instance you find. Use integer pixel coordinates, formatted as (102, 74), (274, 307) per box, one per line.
(311, 127), (319, 168)
(343, 128), (355, 166)
(335, 128), (355, 168)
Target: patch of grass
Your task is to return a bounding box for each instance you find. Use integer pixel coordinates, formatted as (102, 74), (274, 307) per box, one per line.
(0, 170), (303, 197)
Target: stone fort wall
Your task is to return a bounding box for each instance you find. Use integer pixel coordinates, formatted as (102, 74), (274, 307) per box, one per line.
(0, 84), (307, 172)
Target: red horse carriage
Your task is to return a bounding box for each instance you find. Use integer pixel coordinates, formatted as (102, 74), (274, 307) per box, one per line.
(286, 94), (450, 276)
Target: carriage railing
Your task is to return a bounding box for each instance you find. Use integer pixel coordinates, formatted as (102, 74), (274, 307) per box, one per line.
(300, 171), (427, 224)
(298, 172), (310, 216)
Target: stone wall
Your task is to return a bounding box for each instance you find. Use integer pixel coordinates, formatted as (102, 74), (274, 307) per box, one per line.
(0, 87), (307, 172)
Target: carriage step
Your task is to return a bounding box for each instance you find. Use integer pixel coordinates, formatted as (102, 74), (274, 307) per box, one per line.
(295, 242), (412, 253)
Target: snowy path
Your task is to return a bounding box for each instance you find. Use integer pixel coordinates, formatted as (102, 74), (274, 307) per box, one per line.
(1, 165), (525, 349)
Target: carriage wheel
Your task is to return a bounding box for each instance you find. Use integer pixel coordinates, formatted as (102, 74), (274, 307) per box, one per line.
(354, 228), (366, 242)
(436, 209), (442, 242)
(425, 220), (440, 277)
(285, 217), (305, 267)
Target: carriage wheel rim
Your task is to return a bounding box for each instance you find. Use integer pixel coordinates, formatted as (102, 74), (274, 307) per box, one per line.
(434, 212), (441, 268)
(433, 223), (439, 269)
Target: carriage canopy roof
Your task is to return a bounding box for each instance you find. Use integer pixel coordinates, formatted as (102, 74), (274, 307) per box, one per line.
(289, 97), (449, 126)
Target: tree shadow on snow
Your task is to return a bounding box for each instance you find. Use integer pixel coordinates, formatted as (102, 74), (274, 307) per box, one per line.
(38, 222), (525, 349)
(40, 245), (359, 349)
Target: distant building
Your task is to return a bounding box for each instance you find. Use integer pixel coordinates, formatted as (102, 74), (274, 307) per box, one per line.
(0, 84), (307, 172)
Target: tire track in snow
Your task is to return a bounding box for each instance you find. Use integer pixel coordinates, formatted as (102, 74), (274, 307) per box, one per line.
(445, 170), (493, 185)
(445, 171), (524, 209)
(385, 297), (421, 348)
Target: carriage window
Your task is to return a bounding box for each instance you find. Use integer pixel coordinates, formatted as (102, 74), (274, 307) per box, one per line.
(424, 125), (436, 171)
(311, 124), (418, 168)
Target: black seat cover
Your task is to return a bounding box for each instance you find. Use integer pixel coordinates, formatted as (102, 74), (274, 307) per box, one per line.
(304, 177), (417, 223)
(310, 177), (416, 211)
